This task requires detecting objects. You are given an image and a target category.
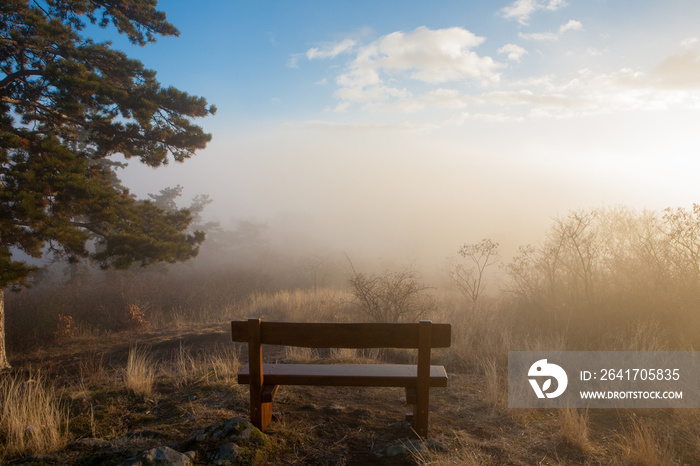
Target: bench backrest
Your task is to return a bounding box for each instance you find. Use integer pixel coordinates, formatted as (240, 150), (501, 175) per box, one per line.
(231, 320), (451, 349)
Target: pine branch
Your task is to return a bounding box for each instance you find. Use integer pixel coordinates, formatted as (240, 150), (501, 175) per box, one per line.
(0, 69), (44, 90)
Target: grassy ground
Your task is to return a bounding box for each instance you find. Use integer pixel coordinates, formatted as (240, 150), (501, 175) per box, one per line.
(3, 318), (699, 465)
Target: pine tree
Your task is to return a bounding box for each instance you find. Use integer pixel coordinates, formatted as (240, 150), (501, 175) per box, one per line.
(0, 0), (217, 368)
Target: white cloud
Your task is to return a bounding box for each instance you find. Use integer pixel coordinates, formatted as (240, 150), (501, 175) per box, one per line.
(480, 64), (700, 118)
(305, 23), (700, 124)
(559, 20), (583, 34)
(519, 31), (558, 41)
(519, 19), (583, 41)
(306, 38), (356, 60)
(501, 0), (567, 26)
(651, 49), (700, 89)
(387, 88), (470, 113)
(680, 37), (699, 49)
(350, 27), (498, 84)
(498, 43), (528, 62)
(331, 26), (501, 112)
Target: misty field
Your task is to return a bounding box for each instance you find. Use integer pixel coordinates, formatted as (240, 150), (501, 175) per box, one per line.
(2, 206), (700, 464)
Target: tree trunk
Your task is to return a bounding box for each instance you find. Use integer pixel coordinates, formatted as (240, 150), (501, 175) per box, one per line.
(0, 289), (9, 370)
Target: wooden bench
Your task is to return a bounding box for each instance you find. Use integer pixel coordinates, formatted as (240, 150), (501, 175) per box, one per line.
(231, 319), (451, 437)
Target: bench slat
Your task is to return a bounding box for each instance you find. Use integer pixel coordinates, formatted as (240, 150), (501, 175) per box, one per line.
(231, 321), (451, 349)
(238, 363), (448, 388)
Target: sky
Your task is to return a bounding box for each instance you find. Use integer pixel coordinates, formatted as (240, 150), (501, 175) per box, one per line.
(101, 0), (700, 262)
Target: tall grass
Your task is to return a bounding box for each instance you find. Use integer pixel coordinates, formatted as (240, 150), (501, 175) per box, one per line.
(246, 288), (353, 322)
(124, 346), (156, 396)
(558, 408), (592, 453)
(615, 420), (676, 466)
(0, 373), (69, 459)
(170, 343), (240, 388)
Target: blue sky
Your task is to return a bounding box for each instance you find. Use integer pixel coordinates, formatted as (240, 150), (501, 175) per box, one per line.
(105, 0), (700, 260)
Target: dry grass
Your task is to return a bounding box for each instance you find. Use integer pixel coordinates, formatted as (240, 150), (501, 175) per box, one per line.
(246, 288), (353, 322)
(614, 419), (676, 466)
(411, 445), (487, 465)
(479, 356), (506, 409)
(124, 345), (156, 396)
(0, 373), (69, 459)
(283, 346), (317, 363)
(558, 408), (593, 453)
(170, 343), (240, 388)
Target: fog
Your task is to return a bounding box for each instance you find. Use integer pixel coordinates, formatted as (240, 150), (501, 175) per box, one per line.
(117, 109), (699, 272)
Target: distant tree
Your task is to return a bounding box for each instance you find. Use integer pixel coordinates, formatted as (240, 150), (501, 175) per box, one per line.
(0, 0), (216, 369)
(148, 186), (219, 233)
(148, 185), (185, 213)
(662, 204), (700, 288)
(449, 238), (500, 311)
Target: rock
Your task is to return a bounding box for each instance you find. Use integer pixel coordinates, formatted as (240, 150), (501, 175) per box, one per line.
(299, 403), (317, 410)
(119, 446), (193, 466)
(323, 404), (344, 414)
(187, 417), (268, 445)
(393, 420), (412, 430)
(124, 429), (168, 439)
(385, 444), (409, 457)
(351, 408), (371, 418)
(211, 442), (242, 465)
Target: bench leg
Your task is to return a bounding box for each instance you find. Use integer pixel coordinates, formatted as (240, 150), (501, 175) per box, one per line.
(251, 384), (279, 431)
(405, 386), (428, 437)
(413, 320), (431, 438)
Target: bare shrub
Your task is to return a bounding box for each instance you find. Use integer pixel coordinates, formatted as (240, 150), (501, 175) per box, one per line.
(124, 304), (148, 330)
(0, 373), (69, 459)
(348, 266), (435, 323)
(54, 314), (77, 341)
(505, 206), (700, 349)
(124, 346), (156, 396)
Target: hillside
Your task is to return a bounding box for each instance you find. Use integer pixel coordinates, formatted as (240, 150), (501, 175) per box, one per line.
(3, 321), (697, 465)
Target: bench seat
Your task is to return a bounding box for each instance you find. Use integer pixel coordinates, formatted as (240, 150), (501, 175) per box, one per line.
(238, 363), (448, 388)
